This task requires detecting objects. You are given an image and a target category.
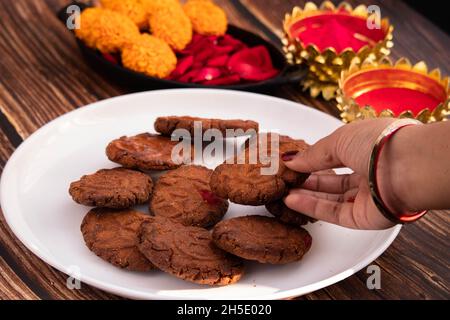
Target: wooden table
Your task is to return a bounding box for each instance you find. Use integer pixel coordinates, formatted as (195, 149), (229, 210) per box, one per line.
(0, 0), (448, 300)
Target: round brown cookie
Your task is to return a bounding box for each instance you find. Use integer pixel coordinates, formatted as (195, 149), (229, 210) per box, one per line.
(244, 134), (310, 186)
(154, 116), (259, 136)
(81, 208), (155, 271)
(106, 133), (192, 170)
(69, 167), (153, 209)
(149, 165), (228, 228)
(212, 215), (312, 264)
(210, 134), (310, 205)
(210, 163), (286, 205)
(265, 200), (316, 227)
(138, 216), (244, 285)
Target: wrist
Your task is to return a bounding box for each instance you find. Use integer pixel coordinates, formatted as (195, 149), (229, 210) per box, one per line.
(376, 124), (421, 215)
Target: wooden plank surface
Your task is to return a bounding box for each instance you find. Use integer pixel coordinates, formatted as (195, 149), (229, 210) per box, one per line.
(0, 257), (40, 300)
(0, 0), (449, 300)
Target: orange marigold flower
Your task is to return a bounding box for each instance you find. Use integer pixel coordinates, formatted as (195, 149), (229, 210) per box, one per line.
(75, 8), (140, 53)
(149, 4), (193, 51)
(183, 0), (227, 36)
(74, 7), (103, 49)
(121, 34), (177, 78)
(142, 0), (180, 17)
(100, 0), (149, 30)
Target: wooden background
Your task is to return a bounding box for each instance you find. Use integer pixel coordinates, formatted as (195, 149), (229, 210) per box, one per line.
(0, 0), (449, 300)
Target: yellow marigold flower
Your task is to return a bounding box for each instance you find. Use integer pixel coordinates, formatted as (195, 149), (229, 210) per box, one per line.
(100, 0), (149, 30)
(149, 4), (193, 51)
(121, 34), (177, 78)
(75, 8), (140, 53)
(183, 0), (227, 36)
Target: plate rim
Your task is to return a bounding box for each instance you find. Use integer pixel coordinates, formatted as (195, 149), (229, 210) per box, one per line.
(0, 88), (401, 300)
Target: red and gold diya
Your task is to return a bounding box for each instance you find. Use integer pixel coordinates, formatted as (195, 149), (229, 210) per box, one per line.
(283, 1), (393, 99)
(337, 57), (450, 123)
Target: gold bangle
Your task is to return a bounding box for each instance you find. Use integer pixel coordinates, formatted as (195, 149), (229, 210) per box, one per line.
(368, 119), (427, 224)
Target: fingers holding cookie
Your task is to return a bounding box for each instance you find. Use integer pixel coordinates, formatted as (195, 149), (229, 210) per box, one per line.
(265, 199), (316, 227)
(210, 134), (310, 206)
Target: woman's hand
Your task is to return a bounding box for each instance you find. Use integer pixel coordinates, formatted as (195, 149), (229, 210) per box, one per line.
(283, 118), (401, 230)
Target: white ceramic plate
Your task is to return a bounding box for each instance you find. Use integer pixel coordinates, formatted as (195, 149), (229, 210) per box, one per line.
(0, 89), (400, 300)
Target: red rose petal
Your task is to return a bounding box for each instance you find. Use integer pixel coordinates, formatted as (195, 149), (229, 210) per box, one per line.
(191, 33), (203, 44)
(179, 36), (213, 55)
(206, 35), (219, 44)
(249, 68), (278, 81)
(207, 55), (229, 67)
(228, 46), (279, 81)
(173, 34), (278, 85)
(192, 61), (204, 69)
(219, 34), (247, 51)
(214, 45), (235, 55)
(202, 74), (241, 85)
(194, 46), (217, 62)
(252, 45), (272, 66)
(177, 69), (201, 82)
(102, 52), (118, 64)
(233, 46), (270, 68)
(191, 67), (221, 83)
(169, 55), (194, 79)
(198, 190), (223, 205)
(229, 61), (279, 81)
(243, 68), (279, 81)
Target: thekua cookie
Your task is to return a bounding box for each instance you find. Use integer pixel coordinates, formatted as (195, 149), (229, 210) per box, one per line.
(149, 165), (228, 228)
(138, 216), (244, 285)
(266, 200), (316, 227)
(106, 133), (192, 171)
(69, 167), (153, 209)
(210, 134), (310, 205)
(212, 215), (312, 264)
(81, 208), (155, 271)
(154, 116), (259, 136)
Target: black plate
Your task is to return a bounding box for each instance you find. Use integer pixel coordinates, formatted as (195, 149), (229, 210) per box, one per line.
(58, 2), (306, 92)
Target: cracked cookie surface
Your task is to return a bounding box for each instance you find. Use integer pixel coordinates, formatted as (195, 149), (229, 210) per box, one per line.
(81, 208), (155, 271)
(138, 216), (244, 285)
(154, 116), (259, 136)
(106, 133), (190, 170)
(69, 167), (153, 209)
(149, 165), (228, 228)
(210, 134), (310, 205)
(212, 215), (312, 264)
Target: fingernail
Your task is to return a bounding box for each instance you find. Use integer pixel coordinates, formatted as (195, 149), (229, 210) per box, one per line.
(282, 150), (298, 161)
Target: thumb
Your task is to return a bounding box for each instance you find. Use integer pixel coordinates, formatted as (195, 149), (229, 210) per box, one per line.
(282, 129), (344, 173)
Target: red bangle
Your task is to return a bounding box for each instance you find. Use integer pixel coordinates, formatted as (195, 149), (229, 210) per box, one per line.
(368, 119), (427, 224)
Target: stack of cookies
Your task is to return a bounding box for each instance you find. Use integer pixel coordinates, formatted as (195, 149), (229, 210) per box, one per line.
(69, 116), (314, 286)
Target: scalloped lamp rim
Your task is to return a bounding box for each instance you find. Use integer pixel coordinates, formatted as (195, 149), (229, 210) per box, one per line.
(337, 59), (450, 122)
(284, 2), (393, 56)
